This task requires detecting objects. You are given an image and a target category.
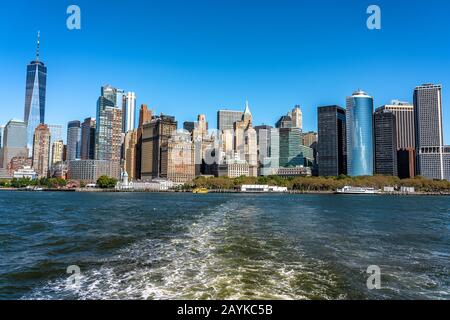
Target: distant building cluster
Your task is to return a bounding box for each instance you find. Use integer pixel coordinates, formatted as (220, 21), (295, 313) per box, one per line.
(317, 86), (450, 181)
(0, 35), (449, 184)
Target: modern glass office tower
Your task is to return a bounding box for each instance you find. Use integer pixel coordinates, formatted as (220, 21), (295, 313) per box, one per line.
(317, 105), (347, 177)
(95, 85), (123, 178)
(414, 84), (449, 180)
(346, 90), (374, 176)
(217, 110), (244, 132)
(24, 33), (47, 154)
(374, 108), (398, 176)
(255, 125), (279, 175)
(279, 127), (303, 168)
(67, 120), (82, 161)
(81, 118), (96, 160)
(0, 120), (28, 169)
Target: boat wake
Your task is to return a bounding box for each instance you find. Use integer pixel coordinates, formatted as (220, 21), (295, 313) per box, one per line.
(24, 199), (343, 300)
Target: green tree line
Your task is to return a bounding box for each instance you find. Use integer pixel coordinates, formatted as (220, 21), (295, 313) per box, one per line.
(0, 177), (67, 189)
(187, 175), (450, 192)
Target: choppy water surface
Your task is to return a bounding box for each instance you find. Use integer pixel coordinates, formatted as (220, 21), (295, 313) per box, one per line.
(0, 191), (449, 300)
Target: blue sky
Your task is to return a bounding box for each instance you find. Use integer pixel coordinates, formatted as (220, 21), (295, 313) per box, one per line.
(1, 0), (449, 142)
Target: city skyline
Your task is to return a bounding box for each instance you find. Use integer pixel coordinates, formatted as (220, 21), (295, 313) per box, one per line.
(1, 0), (449, 142)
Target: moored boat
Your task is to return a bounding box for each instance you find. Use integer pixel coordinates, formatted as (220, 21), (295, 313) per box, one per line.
(336, 186), (380, 194)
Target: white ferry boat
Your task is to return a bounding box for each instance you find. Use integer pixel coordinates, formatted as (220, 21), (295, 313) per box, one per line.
(336, 186), (380, 195)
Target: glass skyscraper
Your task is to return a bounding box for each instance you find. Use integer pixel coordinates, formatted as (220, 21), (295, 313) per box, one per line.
(317, 105), (347, 177)
(24, 33), (47, 154)
(346, 90), (374, 176)
(279, 127), (303, 168)
(1, 120), (28, 169)
(374, 108), (398, 176)
(95, 85), (123, 178)
(67, 120), (82, 161)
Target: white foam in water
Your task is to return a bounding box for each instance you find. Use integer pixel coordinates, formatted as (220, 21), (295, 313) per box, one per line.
(24, 200), (342, 300)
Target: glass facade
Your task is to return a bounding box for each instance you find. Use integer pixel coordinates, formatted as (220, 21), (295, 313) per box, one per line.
(217, 110), (243, 132)
(346, 91), (374, 176)
(81, 118), (96, 160)
(95, 85), (124, 178)
(1, 120), (28, 169)
(374, 109), (398, 176)
(67, 121), (82, 161)
(24, 61), (47, 154)
(279, 128), (303, 167)
(318, 105), (347, 176)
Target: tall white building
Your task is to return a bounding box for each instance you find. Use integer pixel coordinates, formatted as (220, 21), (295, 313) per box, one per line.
(122, 91), (136, 133)
(291, 105), (303, 130)
(414, 84), (450, 180)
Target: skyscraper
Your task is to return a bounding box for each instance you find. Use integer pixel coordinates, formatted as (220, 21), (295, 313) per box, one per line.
(24, 32), (47, 154)
(255, 126), (280, 176)
(190, 114), (214, 176)
(124, 130), (138, 180)
(47, 124), (62, 168)
(51, 140), (64, 165)
(163, 131), (195, 183)
(317, 106), (347, 177)
(302, 131), (318, 148)
(378, 100), (416, 178)
(233, 102), (258, 176)
(278, 127), (303, 168)
(95, 85), (123, 178)
(220, 129), (234, 159)
(254, 125), (272, 168)
(138, 104), (152, 127)
(291, 106), (303, 130)
(81, 118), (96, 160)
(374, 108), (398, 176)
(346, 90), (374, 176)
(217, 109), (244, 132)
(141, 115), (177, 180)
(122, 92), (136, 133)
(32, 124), (51, 177)
(0, 120), (28, 169)
(276, 106), (303, 130)
(67, 120), (81, 161)
(397, 148), (416, 179)
(275, 115), (292, 129)
(414, 84), (449, 180)
(379, 101), (415, 150)
(135, 104), (153, 179)
(183, 121), (196, 134)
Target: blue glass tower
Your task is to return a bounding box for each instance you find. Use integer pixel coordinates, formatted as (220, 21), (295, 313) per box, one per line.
(24, 32), (47, 154)
(346, 90), (374, 176)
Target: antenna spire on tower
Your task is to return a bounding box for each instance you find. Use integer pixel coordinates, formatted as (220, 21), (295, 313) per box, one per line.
(36, 31), (40, 61)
